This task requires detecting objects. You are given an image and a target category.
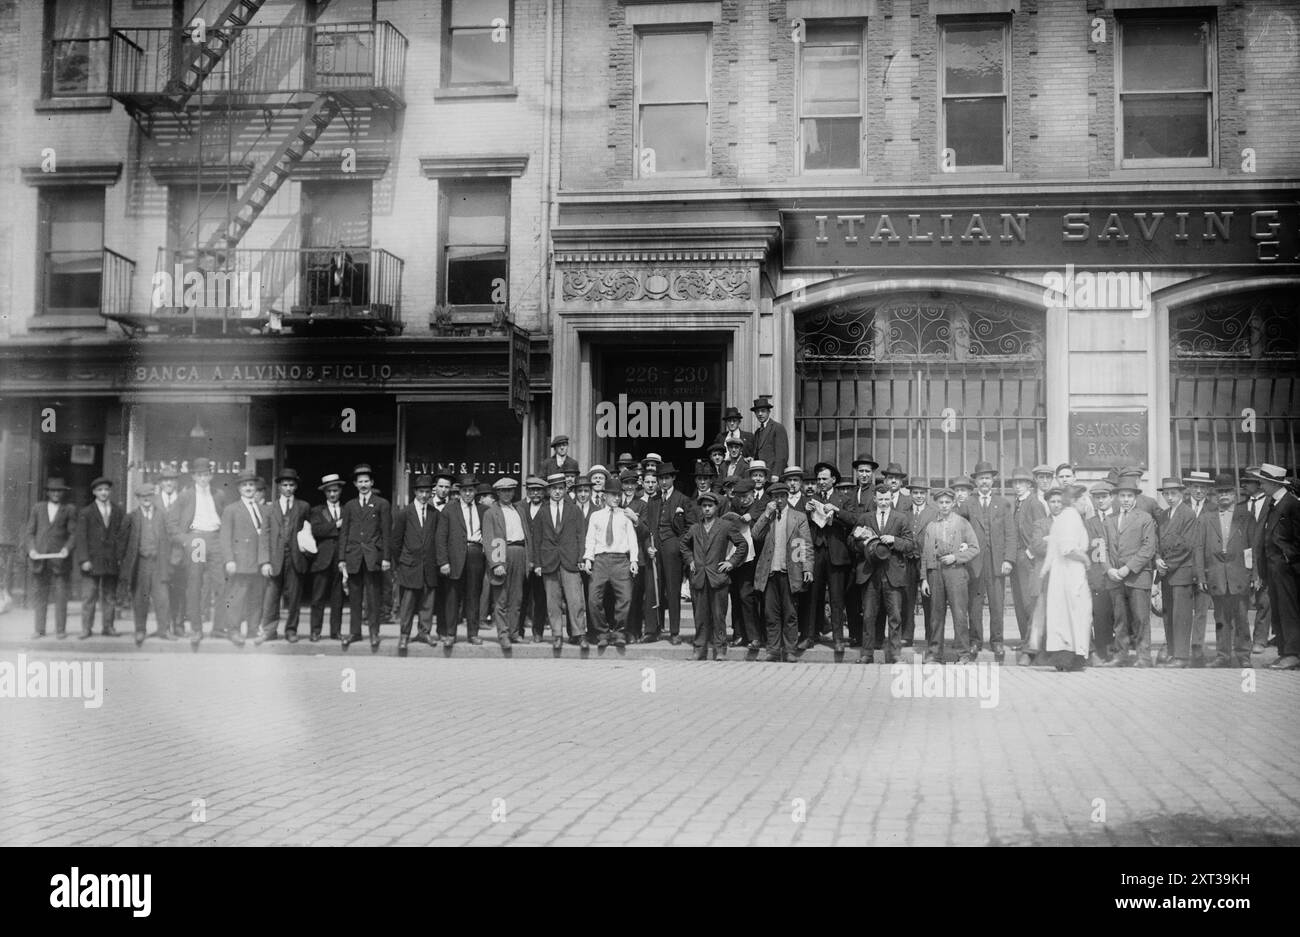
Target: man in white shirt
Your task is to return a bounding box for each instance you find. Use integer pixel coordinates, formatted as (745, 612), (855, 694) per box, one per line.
(175, 457), (228, 643)
(582, 479), (641, 647)
(483, 477), (530, 648)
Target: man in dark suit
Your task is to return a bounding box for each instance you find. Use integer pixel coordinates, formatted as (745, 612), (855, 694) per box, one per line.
(1083, 482), (1121, 663)
(119, 483), (172, 646)
(723, 479), (763, 649)
(217, 471), (271, 647)
(1156, 476), (1198, 668)
(534, 472), (589, 649)
(720, 437), (751, 482)
(338, 463), (392, 651)
(307, 474), (346, 641)
(25, 477), (77, 638)
(713, 406), (755, 457)
(155, 466), (186, 636)
(680, 491), (747, 660)
(543, 435), (580, 476)
(1195, 473), (1256, 668)
(646, 462), (695, 645)
(173, 457), (227, 641)
(901, 477), (937, 649)
(391, 474), (440, 655)
(1011, 466), (1050, 654)
(1241, 466), (1272, 653)
(1251, 464), (1300, 669)
(963, 461), (1017, 662)
(436, 473), (487, 645)
(749, 397), (790, 479)
(853, 487), (916, 663)
(844, 454), (879, 648)
(76, 477), (124, 638)
(1101, 474), (1159, 667)
(256, 468), (311, 644)
(521, 476), (550, 641)
(802, 462), (855, 653)
(752, 482), (813, 662)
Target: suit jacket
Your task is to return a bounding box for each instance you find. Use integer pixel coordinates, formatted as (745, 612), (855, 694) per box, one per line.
(119, 506), (173, 588)
(436, 498), (487, 579)
(720, 456), (751, 480)
(852, 507), (915, 588)
(680, 517), (747, 590)
(1082, 514), (1117, 593)
(751, 505), (812, 593)
(1103, 508), (1157, 590)
(24, 500), (77, 575)
(266, 496), (311, 576)
(533, 498), (585, 573)
(1195, 507), (1254, 596)
(653, 487), (697, 547)
(1013, 495), (1048, 564)
(339, 494), (392, 573)
(806, 490), (855, 566)
(481, 501), (530, 570)
(542, 454), (579, 476)
(1256, 490), (1300, 576)
(219, 500), (270, 574)
(308, 501), (345, 573)
(75, 501), (125, 576)
(904, 502), (940, 563)
(962, 493), (1017, 578)
(712, 429), (755, 458)
(391, 502), (439, 590)
(1157, 501), (1198, 586)
(750, 419), (790, 478)
(172, 487), (229, 546)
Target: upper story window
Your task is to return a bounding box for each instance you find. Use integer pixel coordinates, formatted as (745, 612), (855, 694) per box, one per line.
(636, 29), (710, 177)
(441, 179), (509, 307)
(939, 19), (1009, 171)
(443, 0), (513, 86)
(44, 0), (109, 97)
(1117, 12), (1215, 167)
(40, 187), (105, 316)
(799, 23), (863, 172)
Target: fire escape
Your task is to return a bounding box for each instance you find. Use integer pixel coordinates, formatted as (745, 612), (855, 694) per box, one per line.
(106, 0), (407, 335)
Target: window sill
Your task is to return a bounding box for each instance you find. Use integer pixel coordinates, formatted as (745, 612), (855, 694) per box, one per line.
(433, 85), (518, 101)
(35, 95), (113, 113)
(1109, 167), (1225, 179)
(928, 172), (1022, 183)
(28, 315), (108, 330)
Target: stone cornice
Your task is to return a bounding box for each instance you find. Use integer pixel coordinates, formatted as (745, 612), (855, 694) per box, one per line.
(551, 222), (780, 264)
(21, 161), (123, 187)
(419, 155), (530, 179)
(149, 162), (254, 186)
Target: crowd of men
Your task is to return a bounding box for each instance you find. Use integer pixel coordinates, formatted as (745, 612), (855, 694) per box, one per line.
(21, 395), (1300, 668)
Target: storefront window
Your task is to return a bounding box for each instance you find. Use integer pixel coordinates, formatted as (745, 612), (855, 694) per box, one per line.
(130, 402), (250, 496)
(403, 402), (522, 487)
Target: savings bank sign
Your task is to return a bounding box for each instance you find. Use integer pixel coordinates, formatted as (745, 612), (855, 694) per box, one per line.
(782, 200), (1299, 269)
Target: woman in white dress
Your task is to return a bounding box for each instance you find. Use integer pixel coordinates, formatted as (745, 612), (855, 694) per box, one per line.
(1029, 485), (1093, 670)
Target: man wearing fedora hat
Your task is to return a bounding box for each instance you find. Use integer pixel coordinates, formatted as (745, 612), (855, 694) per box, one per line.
(173, 457), (228, 640)
(901, 477), (938, 649)
(521, 475), (552, 642)
(217, 471), (272, 647)
(391, 475), (441, 653)
(1251, 463), (1300, 669)
(545, 436), (579, 476)
(1182, 470), (1215, 663)
(644, 461), (695, 644)
(1155, 475), (1198, 667)
(338, 463), (392, 651)
(435, 474), (488, 645)
(534, 472), (589, 649)
(803, 461), (854, 652)
(752, 481), (813, 661)
(1193, 473), (1256, 668)
(749, 397), (789, 479)
(155, 466), (187, 636)
(964, 461), (1016, 662)
(256, 469), (311, 644)
(1100, 474), (1158, 666)
(879, 463), (907, 511)
(24, 477), (77, 638)
(76, 477), (124, 638)
(680, 491), (747, 659)
(307, 474), (347, 641)
(483, 477), (530, 648)
(714, 406), (755, 458)
(1009, 466), (1048, 648)
(119, 483), (172, 646)
(853, 487), (916, 663)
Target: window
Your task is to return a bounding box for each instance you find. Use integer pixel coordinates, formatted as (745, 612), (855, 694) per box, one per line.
(44, 0), (109, 97)
(39, 188), (105, 316)
(939, 20), (1009, 171)
(441, 180), (509, 307)
(799, 23), (863, 172)
(168, 185), (232, 254)
(636, 30), (710, 176)
(1117, 13), (1215, 166)
(443, 0), (512, 86)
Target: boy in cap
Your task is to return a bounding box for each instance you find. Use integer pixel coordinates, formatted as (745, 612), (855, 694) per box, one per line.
(1194, 473), (1256, 667)
(680, 491), (747, 659)
(24, 477), (76, 638)
(120, 483), (173, 645)
(919, 488), (981, 664)
(76, 477), (124, 638)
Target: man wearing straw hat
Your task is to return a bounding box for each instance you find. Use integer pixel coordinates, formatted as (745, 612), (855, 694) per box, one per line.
(1250, 463), (1300, 669)
(483, 476), (530, 649)
(307, 473), (347, 641)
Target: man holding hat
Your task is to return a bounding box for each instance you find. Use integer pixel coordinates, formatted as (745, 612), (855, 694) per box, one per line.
(308, 473), (347, 641)
(680, 490), (747, 659)
(919, 488), (981, 664)
(218, 470), (272, 647)
(1251, 464), (1300, 669)
(853, 486), (916, 663)
(1101, 473), (1158, 666)
(390, 475), (441, 653)
(545, 436), (579, 476)
(646, 462), (695, 644)
(1082, 481), (1121, 664)
(1194, 473), (1256, 667)
(76, 477), (124, 638)
(752, 481), (813, 661)
(257, 469), (310, 644)
(581, 478), (641, 647)
(483, 476), (530, 648)
(802, 461), (854, 652)
(338, 463), (392, 651)
(714, 406), (755, 457)
(174, 457), (227, 640)
(119, 483), (172, 646)
(844, 454), (880, 647)
(24, 477), (76, 638)
(436, 474), (488, 645)
(964, 461), (1017, 662)
(1155, 475), (1198, 667)
(534, 472), (589, 649)
(750, 397), (789, 479)
(723, 479), (763, 649)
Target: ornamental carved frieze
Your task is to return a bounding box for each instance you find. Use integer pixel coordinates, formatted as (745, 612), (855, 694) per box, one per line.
(561, 267), (751, 302)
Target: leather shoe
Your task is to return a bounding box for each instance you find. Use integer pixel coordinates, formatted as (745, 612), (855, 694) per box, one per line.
(397, 636), (410, 656)
(730, 635), (747, 647)
(668, 635), (682, 646)
(552, 636), (564, 649)
(229, 630), (245, 647)
(309, 633), (320, 643)
(597, 635), (609, 648)
(78, 631), (92, 640)
(695, 649), (708, 661)
(1162, 658), (1189, 668)
(578, 635), (590, 649)
(468, 636), (484, 645)
(1209, 657), (1235, 668)
(923, 652), (938, 664)
(764, 653), (782, 662)
(747, 641), (763, 651)
(1251, 642), (1267, 655)
(341, 634), (355, 650)
(1268, 655), (1300, 670)
(370, 634), (381, 652)
(134, 632), (146, 647)
(287, 632), (299, 644)
(499, 635), (512, 649)
(30, 631), (45, 640)
(253, 629), (269, 645)
(832, 641), (846, 654)
(441, 636), (454, 648)
(153, 629), (176, 641)
(854, 654), (871, 664)
(640, 634), (660, 643)
(614, 633), (627, 647)
(103, 628), (119, 637)
(956, 653), (975, 664)
(1133, 656), (1154, 668)
(795, 638), (814, 651)
(785, 653), (803, 664)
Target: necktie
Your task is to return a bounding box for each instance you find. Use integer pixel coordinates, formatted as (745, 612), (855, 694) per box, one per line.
(470, 506), (478, 538)
(982, 496), (990, 509)
(249, 501), (262, 529)
(331, 504), (339, 522)
(143, 509), (152, 521)
(101, 504), (110, 525)
(283, 498), (290, 515)
(418, 506), (425, 527)
(1119, 510), (1127, 531)
(606, 507), (616, 547)
(553, 503), (560, 529)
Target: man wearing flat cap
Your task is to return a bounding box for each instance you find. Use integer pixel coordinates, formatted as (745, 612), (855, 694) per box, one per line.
(749, 397), (789, 479)
(919, 488), (981, 664)
(714, 406), (755, 458)
(545, 436), (579, 476)
(257, 469), (311, 644)
(308, 474), (347, 641)
(24, 477), (76, 638)
(76, 477), (124, 638)
(218, 470), (272, 647)
(721, 437), (751, 481)
(119, 483), (173, 646)
(521, 476), (551, 642)
(483, 477), (530, 648)
(901, 477), (938, 650)
(338, 463), (392, 651)
(680, 491), (747, 659)
(155, 466), (187, 636)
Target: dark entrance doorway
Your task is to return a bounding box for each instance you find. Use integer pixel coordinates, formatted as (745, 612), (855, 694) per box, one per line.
(593, 335), (728, 493)
(283, 444), (395, 507)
